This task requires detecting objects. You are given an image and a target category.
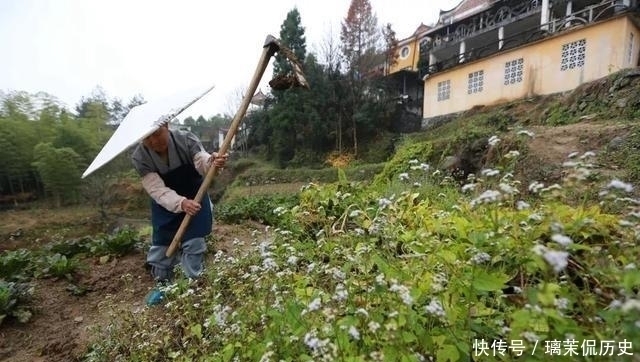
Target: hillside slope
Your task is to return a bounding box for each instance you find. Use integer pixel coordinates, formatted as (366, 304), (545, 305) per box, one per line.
(0, 70), (640, 362)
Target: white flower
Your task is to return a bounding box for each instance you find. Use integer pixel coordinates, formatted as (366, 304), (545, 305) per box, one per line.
(529, 214), (543, 221)
(409, 159), (419, 164)
(567, 151), (580, 159)
(481, 168), (500, 177)
(348, 326), (360, 340)
(516, 200), (530, 210)
(303, 330), (331, 354)
(306, 263), (316, 273)
(488, 136), (501, 146)
(287, 256), (298, 265)
(262, 257), (278, 270)
(622, 299), (640, 313)
(355, 308), (369, 318)
(532, 244), (569, 273)
(461, 183), (477, 192)
(471, 252), (491, 264)
(273, 206), (287, 216)
(499, 183), (519, 195)
(368, 321), (381, 333)
(349, 210), (361, 218)
(528, 181), (545, 193)
(551, 234), (573, 247)
(399, 173), (410, 181)
(332, 284), (348, 302)
(378, 198), (392, 209)
(607, 179), (634, 193)
(522, 331), (540, 342)
(307, 298), (321, 312)
(541, 184), (562, 193)
(425, 299), (446, 318)
(517, 130), (535, 137)
(389, 282), (413, 306)
(580, 151), (596, 159)
(470, 190), (502, 207)
(554, 298), (569, 310)
(340, 192), (352, 200)
(625, 263), (637, 270)
(505, 150), (520, 159)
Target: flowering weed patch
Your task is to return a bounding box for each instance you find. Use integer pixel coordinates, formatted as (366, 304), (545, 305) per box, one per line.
(86, 135), (640, 361)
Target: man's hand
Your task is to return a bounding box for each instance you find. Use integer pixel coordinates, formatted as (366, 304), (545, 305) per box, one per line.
(181, 199), (201, 216)
(210, 152), (229, 169)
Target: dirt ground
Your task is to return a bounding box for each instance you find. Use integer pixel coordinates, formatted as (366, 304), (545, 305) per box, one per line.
(0, 206), (261, 362)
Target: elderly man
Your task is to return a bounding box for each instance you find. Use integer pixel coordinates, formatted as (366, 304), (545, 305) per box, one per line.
(131, 122), (227, 306)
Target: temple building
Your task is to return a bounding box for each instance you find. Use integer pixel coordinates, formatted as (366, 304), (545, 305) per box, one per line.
(386, 0), (640, 127)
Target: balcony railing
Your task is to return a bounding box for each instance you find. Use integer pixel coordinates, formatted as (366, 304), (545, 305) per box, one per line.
(420, 0), (635, 77)
(426, 0), (543, 52)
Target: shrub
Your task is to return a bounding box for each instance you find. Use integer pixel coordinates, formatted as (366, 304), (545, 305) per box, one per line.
(0, 249), (35, 281)
(0, 281), (34, 326)
(90, 227), (142, 256)
(85, 134), (640, 361)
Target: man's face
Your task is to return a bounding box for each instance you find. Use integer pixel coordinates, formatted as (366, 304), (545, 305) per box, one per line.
(143, 125), (169, 153)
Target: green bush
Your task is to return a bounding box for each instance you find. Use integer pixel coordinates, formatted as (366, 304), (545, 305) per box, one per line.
(37, 253), (80, 279)
(216, 194), (299, 227)
(0, 249), (35, 281)
(0, 281), (34, 326)
(85, 144), (640, 361)
(47, 236), (94, 257)
(90, 227), (141, 256)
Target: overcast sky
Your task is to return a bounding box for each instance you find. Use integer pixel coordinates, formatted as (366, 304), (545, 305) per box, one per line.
(0, 0), (460, 119)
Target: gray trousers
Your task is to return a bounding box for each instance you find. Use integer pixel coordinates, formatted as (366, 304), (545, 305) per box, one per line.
(146, 237), (207, 282)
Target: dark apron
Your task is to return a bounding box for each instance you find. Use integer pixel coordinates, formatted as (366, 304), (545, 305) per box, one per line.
(149, 136), (212, 247)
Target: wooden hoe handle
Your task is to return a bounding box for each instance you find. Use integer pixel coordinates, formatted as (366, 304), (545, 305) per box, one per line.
(165, 36), (281, 257)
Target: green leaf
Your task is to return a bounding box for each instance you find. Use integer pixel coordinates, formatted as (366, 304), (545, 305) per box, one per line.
(190, 323), (202, 339)
(622, 270), (640, 291)
(537, 283), (560, 306)
(402, 331), (417, 343)
(222, 343), (235, 362)
(437, 344), (461, 362)
(438, 250), (457, 264)
(472, 270), (509, 292)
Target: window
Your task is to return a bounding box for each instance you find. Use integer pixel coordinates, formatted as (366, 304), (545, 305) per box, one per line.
(437, 80), (451, 101)
(400, 46), (410, 59)
(629, 33), (635, 65)
(560, 39), (586, 71)
(504, 58), (524, 85)
(468, 70), (484, 94)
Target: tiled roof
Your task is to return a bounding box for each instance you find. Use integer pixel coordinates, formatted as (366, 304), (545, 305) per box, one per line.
(412, 23), (431, 36)
(439, 0), (493, 19)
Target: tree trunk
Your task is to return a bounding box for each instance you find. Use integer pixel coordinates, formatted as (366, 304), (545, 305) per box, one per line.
(337, 112), (343, 154)
(352, 116), (358, 158)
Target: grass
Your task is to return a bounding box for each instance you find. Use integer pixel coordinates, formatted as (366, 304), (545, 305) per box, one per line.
(83, 141), (640, 361)
(222, 182), (309, 203)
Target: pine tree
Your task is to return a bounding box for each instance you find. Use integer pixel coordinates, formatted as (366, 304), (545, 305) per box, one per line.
(268, 7), (309, 166)
(273, 8), (306, 77)
(340, 0), (381, 157)
(340, 0), (381, 79)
